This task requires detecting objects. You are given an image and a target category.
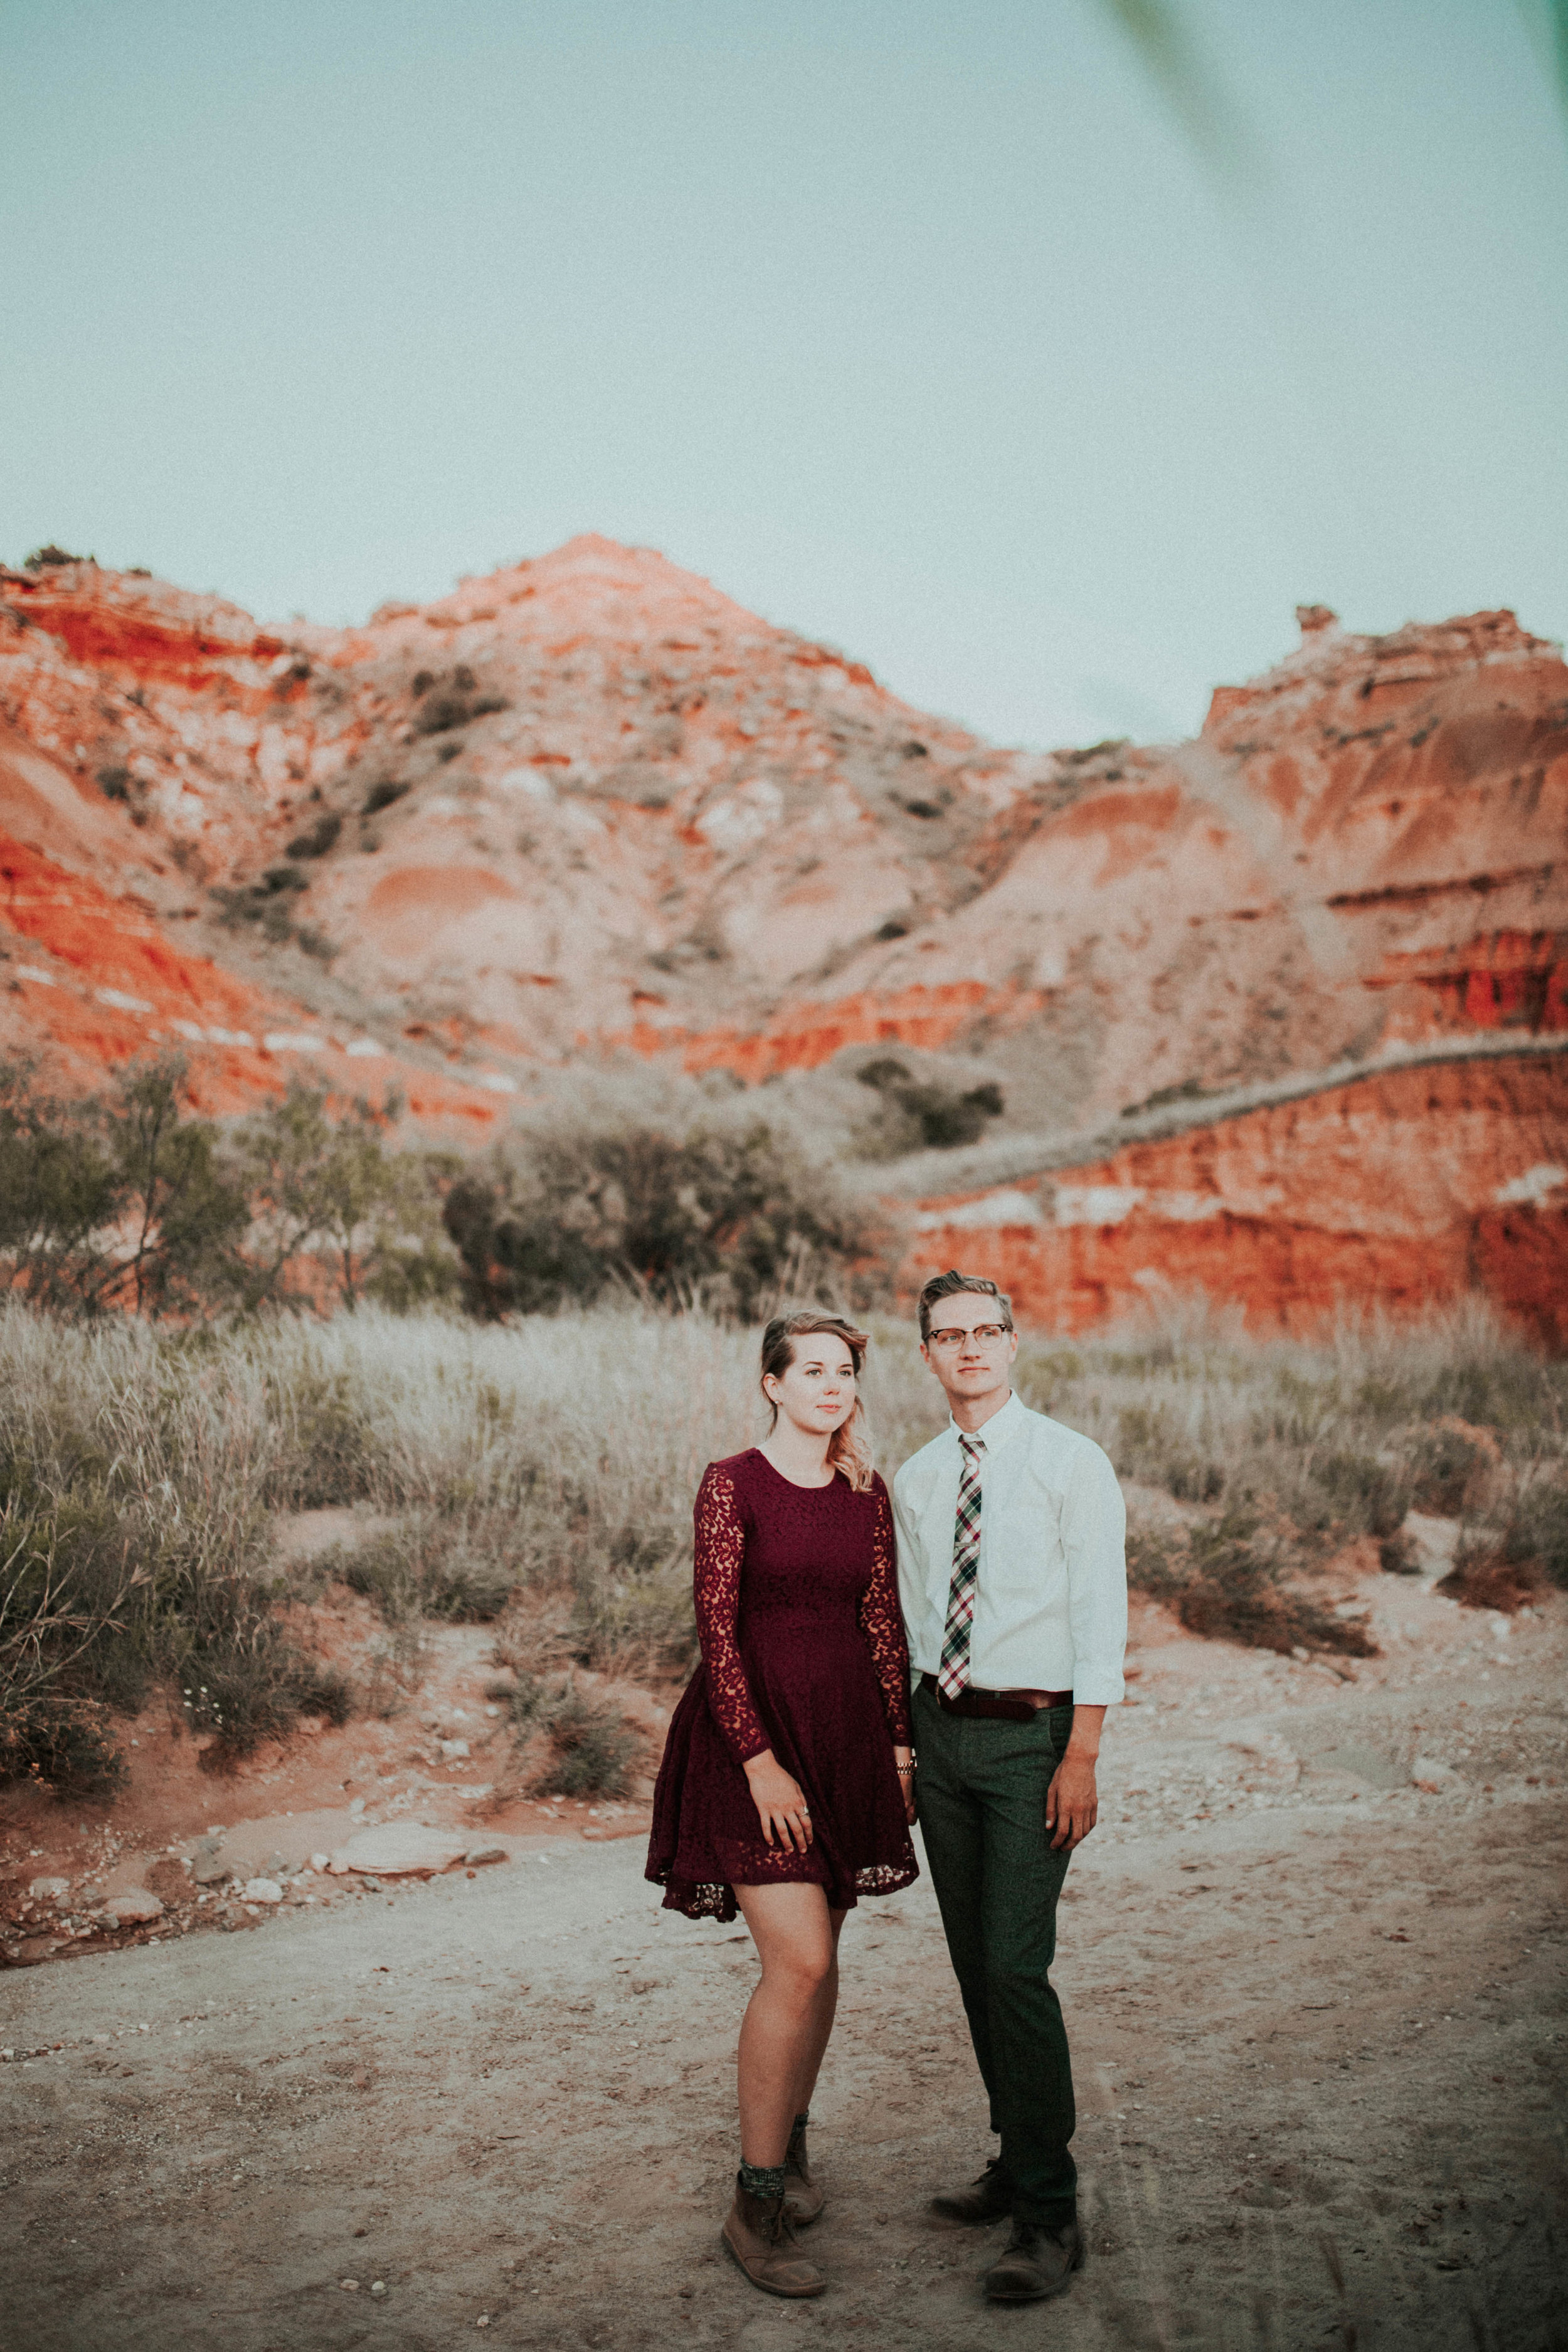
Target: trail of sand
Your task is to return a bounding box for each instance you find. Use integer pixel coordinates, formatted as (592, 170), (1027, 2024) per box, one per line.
(3, 1586), (1564, 2351)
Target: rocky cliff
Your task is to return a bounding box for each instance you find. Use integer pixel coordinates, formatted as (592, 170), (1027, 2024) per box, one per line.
(2, 543), (1563, 1331)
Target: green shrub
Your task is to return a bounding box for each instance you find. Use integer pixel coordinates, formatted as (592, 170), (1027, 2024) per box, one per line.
(1115, 1403), (1224, 1502)
(326, 1522), (518, 1625)
(362, 776), (411, 815)
(1502, 1472), (1568, 1587)
(854, 1058), (1004, 1154)
(1406, 1424), (1490, 1517)
(443, 1122), (872, 1321)
(1125, 1508), (1377, 1657)
(1, 1693), (125, 1798)
(1179, 1511), (1377, 1656)
(485, 1666), (639, 1798)
(285, 812), (342, 859)
(1308, 1450), (1411, 1539)
(1, 1056), (246, 1319)
(178, 1646), (351, 1761)
(529, 1686), (637, 1799)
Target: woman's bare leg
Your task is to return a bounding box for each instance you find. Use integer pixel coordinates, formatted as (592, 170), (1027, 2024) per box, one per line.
(790, 1905), (847, 2121)
(733, 1885), (844, 2166)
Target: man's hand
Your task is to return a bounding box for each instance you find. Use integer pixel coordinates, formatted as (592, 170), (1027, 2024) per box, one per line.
(1046, 1705), (1106, 1851)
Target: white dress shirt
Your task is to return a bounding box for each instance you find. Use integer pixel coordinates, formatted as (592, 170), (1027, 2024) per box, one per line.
(891, 1390), (1127, 1705)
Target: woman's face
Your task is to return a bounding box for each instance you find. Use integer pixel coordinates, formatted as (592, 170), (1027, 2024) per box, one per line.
(763, 1338), (859, 1436)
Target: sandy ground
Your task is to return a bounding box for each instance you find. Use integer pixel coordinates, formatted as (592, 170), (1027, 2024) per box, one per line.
(3, 1539), (1565, 2352)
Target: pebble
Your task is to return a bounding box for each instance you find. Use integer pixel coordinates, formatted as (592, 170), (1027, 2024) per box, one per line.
(439, 1739), (470, 1759)
(191, 1838), (230, 1886)
(105, 1892), (164, 1926)
(29, 1878), (70, 1902)
(241, 1880), (283, 1905)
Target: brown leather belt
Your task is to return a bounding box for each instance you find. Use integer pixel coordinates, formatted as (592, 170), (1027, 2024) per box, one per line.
(919, 1671), (1073, 1722)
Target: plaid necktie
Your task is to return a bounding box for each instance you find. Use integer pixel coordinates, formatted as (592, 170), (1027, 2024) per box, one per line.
(937, 1432), (986, 1699)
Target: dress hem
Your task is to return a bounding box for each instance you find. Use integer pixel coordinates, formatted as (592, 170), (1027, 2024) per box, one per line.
(647, 1857), (920, 1926)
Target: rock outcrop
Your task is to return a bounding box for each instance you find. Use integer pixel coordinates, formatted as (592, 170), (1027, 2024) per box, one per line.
(3, 546), (1564, 1333)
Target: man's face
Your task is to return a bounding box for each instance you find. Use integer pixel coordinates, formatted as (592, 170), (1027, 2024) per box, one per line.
(919, 1291), (1019, 1405)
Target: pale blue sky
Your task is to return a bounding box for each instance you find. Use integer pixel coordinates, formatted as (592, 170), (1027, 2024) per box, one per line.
(4, 1), (1565, 747)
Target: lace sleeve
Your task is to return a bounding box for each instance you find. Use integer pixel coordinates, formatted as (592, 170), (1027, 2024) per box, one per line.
(693, 1463), (769, 1765)
(858, 1476), (912, 1745)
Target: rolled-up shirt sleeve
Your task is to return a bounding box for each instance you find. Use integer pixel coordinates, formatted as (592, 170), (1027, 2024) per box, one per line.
(1062, 1439), (1128, 1705)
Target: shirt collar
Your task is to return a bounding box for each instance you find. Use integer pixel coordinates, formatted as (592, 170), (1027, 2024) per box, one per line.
(946, 1389), (1027, 1459)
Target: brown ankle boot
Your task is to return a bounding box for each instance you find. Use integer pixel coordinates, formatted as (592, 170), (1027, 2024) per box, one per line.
(783, 2119), (825, 2227)
(930, 2158), (1013, 2224)
(721, 2175), (826, 2298)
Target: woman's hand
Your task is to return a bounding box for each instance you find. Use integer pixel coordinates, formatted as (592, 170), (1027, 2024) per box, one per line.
(894, 1744), (916, 1824)
(743, 1749), (813, 1851)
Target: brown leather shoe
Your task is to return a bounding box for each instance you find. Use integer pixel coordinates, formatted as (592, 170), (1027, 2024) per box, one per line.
(982, 2217), (1085, 2302)
(721, 2176), (827, 2298)
(929, 2159), (1013, 2224)
(783, 2118), (824, 2227)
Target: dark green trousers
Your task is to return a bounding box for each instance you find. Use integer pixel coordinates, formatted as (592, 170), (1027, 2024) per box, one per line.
(913, 1680), (1078, 2227)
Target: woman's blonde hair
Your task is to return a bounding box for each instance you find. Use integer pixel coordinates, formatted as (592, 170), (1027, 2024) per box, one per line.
(759, 1313), (874, 1492)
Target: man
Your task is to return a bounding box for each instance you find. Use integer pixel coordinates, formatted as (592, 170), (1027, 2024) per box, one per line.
(892, 1268), (1127, 2304)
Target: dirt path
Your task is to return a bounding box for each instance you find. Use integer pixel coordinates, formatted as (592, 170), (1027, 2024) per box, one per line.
(4, 1572), (1565, 2352)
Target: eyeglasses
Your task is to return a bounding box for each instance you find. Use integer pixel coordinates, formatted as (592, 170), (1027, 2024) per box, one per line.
(928, 1323), (1010, 1350)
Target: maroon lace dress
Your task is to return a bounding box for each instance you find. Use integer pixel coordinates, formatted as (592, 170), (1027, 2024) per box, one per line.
(646, 1450), (918, 1922)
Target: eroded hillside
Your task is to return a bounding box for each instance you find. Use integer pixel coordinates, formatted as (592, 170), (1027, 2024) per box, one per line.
(3, 541), (1564, 1328)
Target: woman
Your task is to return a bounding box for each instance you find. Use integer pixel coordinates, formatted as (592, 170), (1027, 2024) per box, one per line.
(646, 1312), (918, 2299)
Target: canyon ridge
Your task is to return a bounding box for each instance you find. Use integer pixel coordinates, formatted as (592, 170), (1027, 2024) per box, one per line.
(2, 538), (1564, 1338)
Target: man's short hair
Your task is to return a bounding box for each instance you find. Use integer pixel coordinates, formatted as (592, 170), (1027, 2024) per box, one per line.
(917, 1268), (1015, 1345)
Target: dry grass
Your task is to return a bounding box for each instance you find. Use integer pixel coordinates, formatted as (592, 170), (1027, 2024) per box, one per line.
(3, 1293), (1564, 1794)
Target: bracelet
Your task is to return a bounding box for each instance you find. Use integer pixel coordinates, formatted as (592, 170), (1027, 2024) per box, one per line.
(895, 1761), (917, 1776)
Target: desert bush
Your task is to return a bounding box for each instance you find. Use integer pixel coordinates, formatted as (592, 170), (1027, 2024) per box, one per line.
(1114, 1401), (1226, 1502)
(0, 1477), (139, 1795)
(1311, 1451), (1411, 1540)
(1124, 1510), (1375, 1656)
(1178, 1511), (1376, 1655)
(1436, 1459), (1568, 1610)
(500, 1672), (638, 1798)
(1404, 1420), (1496, 1517)
(444, 1121), (873, 1321)
(485, 1666), (639, 1797)
(361, 776), (411, 815)
(533, 1687), (637, 1798)
(854, 1057), (1005, 1156)
(324, 1521), (517, 1624)
(285, 811), (342, 859)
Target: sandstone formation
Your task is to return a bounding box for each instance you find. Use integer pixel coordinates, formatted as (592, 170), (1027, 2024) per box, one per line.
(899, 1046), (1568, 1348)
(2, 543), (1563, 1333)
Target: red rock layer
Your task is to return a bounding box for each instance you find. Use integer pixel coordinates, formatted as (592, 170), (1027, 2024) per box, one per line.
(906, 1052), (1568, 1345)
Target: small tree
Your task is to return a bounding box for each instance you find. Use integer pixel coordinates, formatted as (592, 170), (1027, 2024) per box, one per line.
(0, 1056), (244, 1317)
(0, 1059), (120, 1313)
(228, 1082), (453, 1311)
(103, 1057), (248, 1315)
